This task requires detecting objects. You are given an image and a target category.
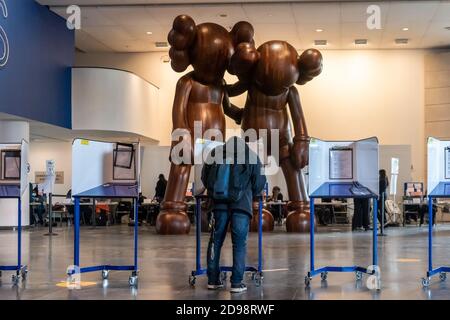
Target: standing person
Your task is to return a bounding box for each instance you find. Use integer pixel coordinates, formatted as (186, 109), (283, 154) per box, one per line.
(378, 169), (389, 226)
(154, 174), (167, 203)
(202, 137), (267, 293)
(352, 198), (370, 231)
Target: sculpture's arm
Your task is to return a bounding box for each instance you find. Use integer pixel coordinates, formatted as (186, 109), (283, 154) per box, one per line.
(226, 80), (249, 97)
(288, 86), (309, 169)
(172, 75), (193, 130)
(288, 86), (308, 138)
(222, 90), (244, 125)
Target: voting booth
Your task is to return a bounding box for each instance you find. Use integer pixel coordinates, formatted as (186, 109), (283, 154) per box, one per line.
(422, 137), (450, 287)
(69, 139), (140, 287)
(0, 140), (29, 284)
(305, 137), (379, 287)
(189, 138), (264, 287)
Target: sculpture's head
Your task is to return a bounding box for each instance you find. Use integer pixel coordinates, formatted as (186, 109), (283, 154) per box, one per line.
(168, 15), (254, 85)
(229, 40), (323, 95)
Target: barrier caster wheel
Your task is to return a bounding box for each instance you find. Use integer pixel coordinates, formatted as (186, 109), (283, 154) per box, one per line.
(12, 274), (19, 285)
(305, 276), (312, 287)
(439, 273), (447, 281)
(254, 273), (263, 287)
(0, 270), (2, 278)
(422, 277), (430, 287)
(220, 272), (227, 281)
(320, 272), (328, 281)
(129, 275), (138, 287)
(21, 269), (28, 281)
(355, 271), (363, 281)
(102, 270), (109, 280)
(189, 275), (196, 287)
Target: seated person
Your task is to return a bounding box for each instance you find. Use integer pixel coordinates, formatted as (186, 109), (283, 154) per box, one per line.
(267, 186), (284, 224)
(30, 185), (46, 225)
(419, 199), (437, 227)
(316, 198), (334, 226)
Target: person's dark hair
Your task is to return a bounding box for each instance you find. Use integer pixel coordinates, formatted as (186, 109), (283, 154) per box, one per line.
(379, 169), (387, 178)
(159, 174), (166, 181)
(273, 186), (281, 192)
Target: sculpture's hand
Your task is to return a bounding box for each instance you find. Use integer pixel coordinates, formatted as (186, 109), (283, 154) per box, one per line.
(290, 137), (310, 170)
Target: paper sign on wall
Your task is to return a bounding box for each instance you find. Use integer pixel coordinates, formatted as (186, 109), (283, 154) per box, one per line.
(35, 171), (64, 184)
(329, 148), (353, 180)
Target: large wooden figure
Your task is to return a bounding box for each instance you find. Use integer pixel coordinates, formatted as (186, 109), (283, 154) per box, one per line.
(156, 15), (254, 234)
(224, 41), (323, 233)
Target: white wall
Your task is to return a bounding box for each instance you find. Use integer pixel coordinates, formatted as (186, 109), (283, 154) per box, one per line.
(425, 51), (450, 139)
(29, 141), (72, 196)
(72, 68), (160, 142)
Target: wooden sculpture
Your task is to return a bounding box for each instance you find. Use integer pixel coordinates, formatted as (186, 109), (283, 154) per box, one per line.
(156, 15), (255, 234)
(224, 40), (323, 233)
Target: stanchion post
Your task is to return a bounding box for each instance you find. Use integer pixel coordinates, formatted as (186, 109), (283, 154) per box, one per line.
(44, 193), (58, 236)
(18, 197), (22, 271)
(195, 197), (201, 272)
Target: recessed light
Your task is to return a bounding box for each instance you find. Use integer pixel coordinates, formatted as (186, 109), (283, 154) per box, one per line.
(316, 28), (324, 33)
(146, 31), (153, 35)
(355, 39), (368, 45)
(445, 27), (450, 30)
(314, 40), (327, 46)
(219, 13), (227, 18)
(395, 38), (409, 45)
(402, 27), (409, 31)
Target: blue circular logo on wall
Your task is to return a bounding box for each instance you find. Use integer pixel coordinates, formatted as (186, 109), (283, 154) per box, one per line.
(0, 0), (9, 68)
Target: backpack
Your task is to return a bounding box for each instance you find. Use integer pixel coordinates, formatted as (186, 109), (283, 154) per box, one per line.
(208, 162), (250, 202)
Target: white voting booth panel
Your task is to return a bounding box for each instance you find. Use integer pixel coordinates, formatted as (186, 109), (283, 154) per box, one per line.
(20, 140), (29, 196)
(427, 137), (450, 193)
(0, 141), (29, 226)
(308, 137), (379, 196)
(72, 139), (140, 196)
(193, 139), (224, 196)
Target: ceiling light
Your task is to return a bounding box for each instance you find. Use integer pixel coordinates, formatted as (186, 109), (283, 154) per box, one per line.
(314, 40), (327, 46)
(402, 27), (409, 31)
(316, 28), (324, 33)
(355, 39), (368, 45)
(395, 38), (409, 45)
(219, 13), (227, 18)
(146, 31), (153, 35)
(445, 27), (450, 30)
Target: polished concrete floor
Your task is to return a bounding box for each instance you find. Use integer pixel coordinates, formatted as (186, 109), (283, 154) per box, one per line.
(0, 223), (450, 300)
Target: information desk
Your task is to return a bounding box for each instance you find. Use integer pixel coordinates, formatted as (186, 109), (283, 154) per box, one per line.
(0, 184), (28, 284)
(69, 183), (139, 287)
(422, 182), (450, 287)
(306, 182), (378, 287)
(189, 195), (264, 287)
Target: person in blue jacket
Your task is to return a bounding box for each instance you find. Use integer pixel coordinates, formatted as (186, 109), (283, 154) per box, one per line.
(201, 136), (267, 293)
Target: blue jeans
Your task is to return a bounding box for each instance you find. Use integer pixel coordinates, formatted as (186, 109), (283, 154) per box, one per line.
(207, 209), (250, 285)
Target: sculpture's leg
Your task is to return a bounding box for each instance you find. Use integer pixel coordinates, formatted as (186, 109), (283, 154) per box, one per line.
(156, 163), (192, 234)
(281, 158), (313, 233)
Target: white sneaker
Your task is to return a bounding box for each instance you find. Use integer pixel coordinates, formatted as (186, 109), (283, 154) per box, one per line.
(230, 283), (247, 293)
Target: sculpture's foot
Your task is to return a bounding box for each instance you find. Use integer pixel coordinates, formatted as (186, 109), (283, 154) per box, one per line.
(156, 201), (191, 235)
(286, 201), (315, 233)
(250, 202), (274, 232)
